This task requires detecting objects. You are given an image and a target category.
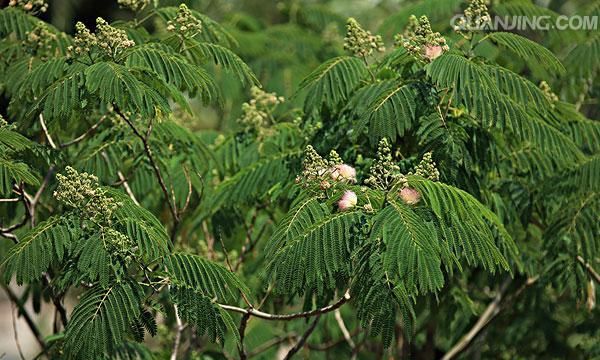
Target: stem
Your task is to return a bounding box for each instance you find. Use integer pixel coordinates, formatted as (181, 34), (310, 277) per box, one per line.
(578, 255), (600, 283)
(283, 315), (321, 360)
(218, 290), (350, 321)
(39, 114), (58, 149)
(60, 116), (106, 148)
(170, 304), (184, 360)
(114, 108), (180, 228)
(1, 283), (46, 351)
(442, 278), (511, 360)
(238, 312), (251, 360)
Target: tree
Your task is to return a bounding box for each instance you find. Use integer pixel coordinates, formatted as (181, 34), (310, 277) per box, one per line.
(0, 0), (598, 358)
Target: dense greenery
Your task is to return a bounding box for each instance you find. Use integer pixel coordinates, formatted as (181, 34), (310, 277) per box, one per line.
(0, 0), (598, 359)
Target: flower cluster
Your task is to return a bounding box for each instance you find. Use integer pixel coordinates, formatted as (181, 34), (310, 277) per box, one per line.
(411, 152), (440, 181)
(238, 86), (284, 131)
(365, 138), (402, 190)
(8, 0), (48, 14)
(95, 18), (136, 57)
(54, 167), (120, 226)
(343, 18), (385, 58)
(396, 15), (448, 62)
(117, 0), (150, 12)
(102, 227), (136, 263)
(453, 0), (491, 36)
(68, 18), (135, 59)
(23, 22), (56, 58)
(166, 4), (203, 38)
(298, 146), (357, 190)
(539, 81), (559, 104)
(0, 115), (8, 128)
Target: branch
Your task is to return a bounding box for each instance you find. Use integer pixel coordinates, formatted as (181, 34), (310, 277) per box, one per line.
(170, 304), (184, 360)
(39, 114), (58, 149)
(1, 283), (46, 350)
(101, 151), (140, 206)
(114, 108), (180, 226)
(578, 255), (600, 283)
(219, 290), (351, 321)
(60, 115), (106, 148)
(237, 312), (251, 360)
(442, 278), (511, 360)
(247, 333), (297, 358)
(334, 308), (356, 349)
(283, 315), (321, 360)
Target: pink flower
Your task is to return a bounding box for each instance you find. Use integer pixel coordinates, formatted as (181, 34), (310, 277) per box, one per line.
(331, 164), (357, 182)
(338, 190), (358, 211)
(423, 45), (444, 60)
(399, 187), (421, 205)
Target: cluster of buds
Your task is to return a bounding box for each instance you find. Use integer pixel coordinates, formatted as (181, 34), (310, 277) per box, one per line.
(411, 152), (440, 181)
(68, 18), (135, 59)
(396, 15), (448, 62)
(238, 86), (284, 131)
(23, 22), (56, 58)
(365, 138), (402, 190)
(54, 167), (120, 226)
(117, 0), (150, 12)
(8, 0), (48, 14)
(539, 81), (559, 104)
(0, 115), (8, 128)
(96, 18), (135, 57)
(103, 227), (136, 263)
(166, 4), (203, 38)
(343, 17), (385, 58)
(453, 0), (491, 36)
(297, 146), (357, 190)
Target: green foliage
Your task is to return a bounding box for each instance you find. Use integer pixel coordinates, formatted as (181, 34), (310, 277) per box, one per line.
(0, 1), (597, 359)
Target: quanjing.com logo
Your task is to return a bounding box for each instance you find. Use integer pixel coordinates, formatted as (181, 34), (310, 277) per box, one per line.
(450, 15), (598, 31)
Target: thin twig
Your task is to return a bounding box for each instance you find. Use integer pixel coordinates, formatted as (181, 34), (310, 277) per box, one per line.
(39, 114), (57, 149)
(247, 333), (297, 357)
(334, 308), (356, 349)
(218, 234), (254, 308)
(578, 256), (600, 283)
(238, 312), (251, 360)
(2, 284), (46, 350)
(114, 108), (179, 225)
(11, 302), (26, 360)
(218, 290), (351, 321)
(101, 151), (140, 206)
(442, 278), (512, 360)
(283, 316), (321, 360)
(60, 116), (106, 148)
(0, 198), (20, 202)
(170, 304), (184, 360)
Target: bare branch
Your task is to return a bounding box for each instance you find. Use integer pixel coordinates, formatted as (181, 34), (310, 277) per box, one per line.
(334, 308), (356, 350)
(2, 283), (46, 350)
(219, 290), (351, 321)
(60, 115), (106, 148)
(578, 255), (600, 283)
(283, 315), (321, 360)
(442, 278), (511, 360)
(170, 304), (185, 360)
(114, 108), (180, 226)
(238, 312), (251, 360)
(39, 114), (58, 149)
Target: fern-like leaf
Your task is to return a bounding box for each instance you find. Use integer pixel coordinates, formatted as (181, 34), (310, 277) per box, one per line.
(297, 56), (367, 111)
(65, 281), (143, 358)
(166, 253), (250, 302)
(2, 216), (77, 285)
(485, 32), (565, 74)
